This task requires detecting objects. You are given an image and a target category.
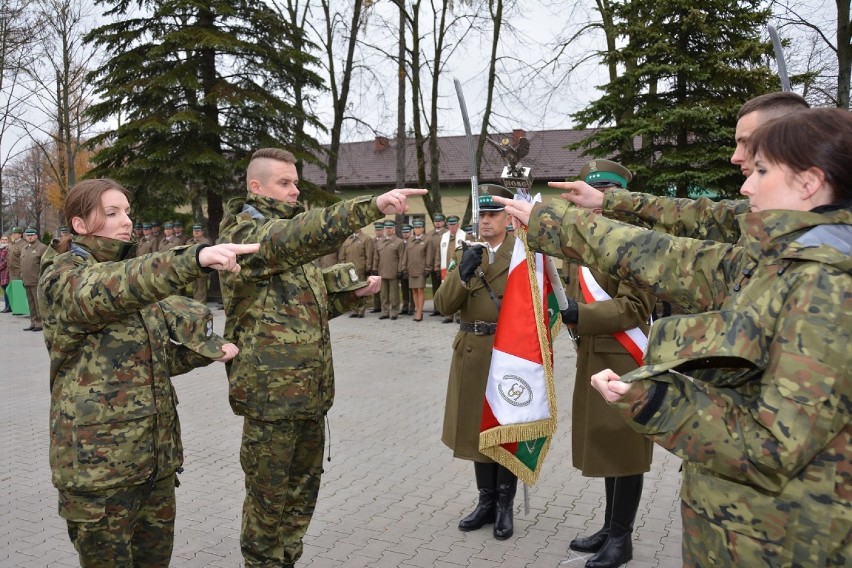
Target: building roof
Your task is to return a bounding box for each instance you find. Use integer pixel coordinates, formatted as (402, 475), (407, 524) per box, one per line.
(301, 128), (598, 190)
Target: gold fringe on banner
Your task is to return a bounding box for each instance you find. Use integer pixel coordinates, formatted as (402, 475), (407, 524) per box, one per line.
(478, 227), (559, 487)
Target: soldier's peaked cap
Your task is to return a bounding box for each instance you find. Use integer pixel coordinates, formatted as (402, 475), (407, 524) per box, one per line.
(580, 159), (632, 189)
(383, 220), (396, 227)
(159, 296), (226, 360)
(478, 184), (514, 211)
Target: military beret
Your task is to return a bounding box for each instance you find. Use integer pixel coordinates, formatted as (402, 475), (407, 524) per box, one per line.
(412, 219), (425, 228)
(579, 159), (632, 189)
(192, 224), (204, 231)
(11, 227), (22, 233)
(163, 222), (174, 229)
(621, 310), (766, 388)
(24, 227), (37, 235)
(446, 216), (459, 224)
(432, 213), (445, 222)
(383, 220), (396, 228)
(159, 296), (228, 360)
(401, 224), (412, 232)
(478, 184), (514, 211)
(322, 262), (368, 294)
(142, 223), (152, 229)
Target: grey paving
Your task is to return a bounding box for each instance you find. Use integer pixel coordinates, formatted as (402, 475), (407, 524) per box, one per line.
(1, 300), (682, 567)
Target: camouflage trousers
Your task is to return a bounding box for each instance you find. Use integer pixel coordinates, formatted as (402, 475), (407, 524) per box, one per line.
(240, 417), (324, 567)
(59, 474), (176, 567)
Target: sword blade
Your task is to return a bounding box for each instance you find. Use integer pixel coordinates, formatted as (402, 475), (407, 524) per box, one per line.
(453, 77), (480, 239)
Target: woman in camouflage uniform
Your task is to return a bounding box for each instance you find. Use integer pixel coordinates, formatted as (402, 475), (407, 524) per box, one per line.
(38, 179), (256, 567)
(500, 108), (851, 567)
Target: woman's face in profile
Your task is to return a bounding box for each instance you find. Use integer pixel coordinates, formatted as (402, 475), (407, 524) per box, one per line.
(740, 153), (805, 213)
(76, 189), (134, 242)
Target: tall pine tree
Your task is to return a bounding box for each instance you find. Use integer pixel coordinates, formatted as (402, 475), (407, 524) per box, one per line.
(85, 0), (323, 236)
(573, 0), (778, 198)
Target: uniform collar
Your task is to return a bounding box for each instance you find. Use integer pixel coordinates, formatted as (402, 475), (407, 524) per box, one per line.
(69, 235), (136, 262)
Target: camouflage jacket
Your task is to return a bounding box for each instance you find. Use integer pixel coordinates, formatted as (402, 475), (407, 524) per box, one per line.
(218, 193), (381, 420)
(601, 189), (750, 243)
(39, 236), (216, 493)
(529, 202), (851, 564)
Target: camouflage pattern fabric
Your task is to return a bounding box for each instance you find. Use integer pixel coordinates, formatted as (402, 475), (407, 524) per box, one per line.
(219, 192), (382, 566)
(39, 235), (218, 492)
(528, 200), (852, 566)
(60, 474), (176, 567)
(601, 189), (750, 243)
(239, 417), (323, 567)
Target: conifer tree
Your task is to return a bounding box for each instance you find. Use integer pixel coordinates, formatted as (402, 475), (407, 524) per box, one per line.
(574, 0), (778, 198)
(85, 0), (323, 235)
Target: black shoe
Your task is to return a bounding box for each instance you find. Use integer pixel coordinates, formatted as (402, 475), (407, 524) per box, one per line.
(1, 308), (11, 313)
(430, 312), (442, 317)
(31, 326), (42, 331)
(358, 314), (365, 318)
(442, 317), (454, 324)
(391, 316), (398, 320)
(379, 315), (389, 320)
(458, 490), (496, 532)
(585, 533), (633, 568)
(399, 309), (410, 315)
(370, 308), (381, 313)
(349, 313), (360, 318)
(22, 326), (33, 331)
(569, 527), (609, 553)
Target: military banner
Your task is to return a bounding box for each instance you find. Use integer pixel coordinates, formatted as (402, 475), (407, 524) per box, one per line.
(479, 201), (559, 485)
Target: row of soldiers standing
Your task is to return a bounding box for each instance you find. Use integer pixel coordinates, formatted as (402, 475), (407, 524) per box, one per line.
(320, 213), (466, 320)
(134, 221), (211, 302)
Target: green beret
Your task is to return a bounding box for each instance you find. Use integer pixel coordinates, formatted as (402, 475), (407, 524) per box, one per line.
(579, 159), (632, 188)
(446, 216), (459, 224)
(24, 227), (37, 235)
(322, 262), (368, 294)
(478, 184), (514, 211)
(383, 220), (396, 228)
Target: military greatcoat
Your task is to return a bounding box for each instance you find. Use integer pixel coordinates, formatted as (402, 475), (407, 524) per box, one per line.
(530, 201), (852, 567)
(338, 231), (374, 278)
(434, 233), (515, 462)
(566, 262), (655, 477)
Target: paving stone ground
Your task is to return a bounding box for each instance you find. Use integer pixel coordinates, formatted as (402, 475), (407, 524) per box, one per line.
(1, 300), (682, 567)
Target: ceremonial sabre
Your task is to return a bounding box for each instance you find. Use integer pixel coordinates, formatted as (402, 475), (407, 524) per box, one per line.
(453, 78), (480, 240)
(768, 25), (791, 92)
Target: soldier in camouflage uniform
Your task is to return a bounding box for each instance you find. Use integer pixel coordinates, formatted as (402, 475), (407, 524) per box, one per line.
(552, 92), (809, 245)
(502, 108), (852, 567)
(218, 148), (424, 568)
(38, 178), (254, 567)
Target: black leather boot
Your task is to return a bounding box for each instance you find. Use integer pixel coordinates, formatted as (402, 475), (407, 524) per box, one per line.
(458, 462), (498, 531)
(493, 466), (517, 540)
(586, 474), (643, 568)
(570, 477), (614, 552)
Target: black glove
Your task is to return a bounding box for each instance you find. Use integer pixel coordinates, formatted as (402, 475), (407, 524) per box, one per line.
(560, 298), (579, 326)
(402, 271), (408, 279)
(397, 272), (402, 279)
(424, 270), (431, 277)
(459, 245), (484, 284)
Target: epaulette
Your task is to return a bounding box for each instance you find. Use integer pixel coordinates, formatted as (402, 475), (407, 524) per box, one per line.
(69, 244), (92, 259)
(241, 203), (266, 220)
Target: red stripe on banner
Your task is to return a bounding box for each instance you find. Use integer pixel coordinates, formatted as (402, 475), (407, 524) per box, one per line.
(503, 441), (518, 455)
(480, 399), (500, 431)
(493, 262), (544, 365)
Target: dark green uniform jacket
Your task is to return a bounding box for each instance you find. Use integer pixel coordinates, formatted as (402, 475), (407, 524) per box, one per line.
(530, 202), (852, 566)
(39, 236), (215, 493)
(219, 193), (382, 421)
(434, 234), (515, 462)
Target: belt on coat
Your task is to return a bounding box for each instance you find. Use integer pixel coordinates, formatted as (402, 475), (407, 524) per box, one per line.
(459, 321), (498, 335)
